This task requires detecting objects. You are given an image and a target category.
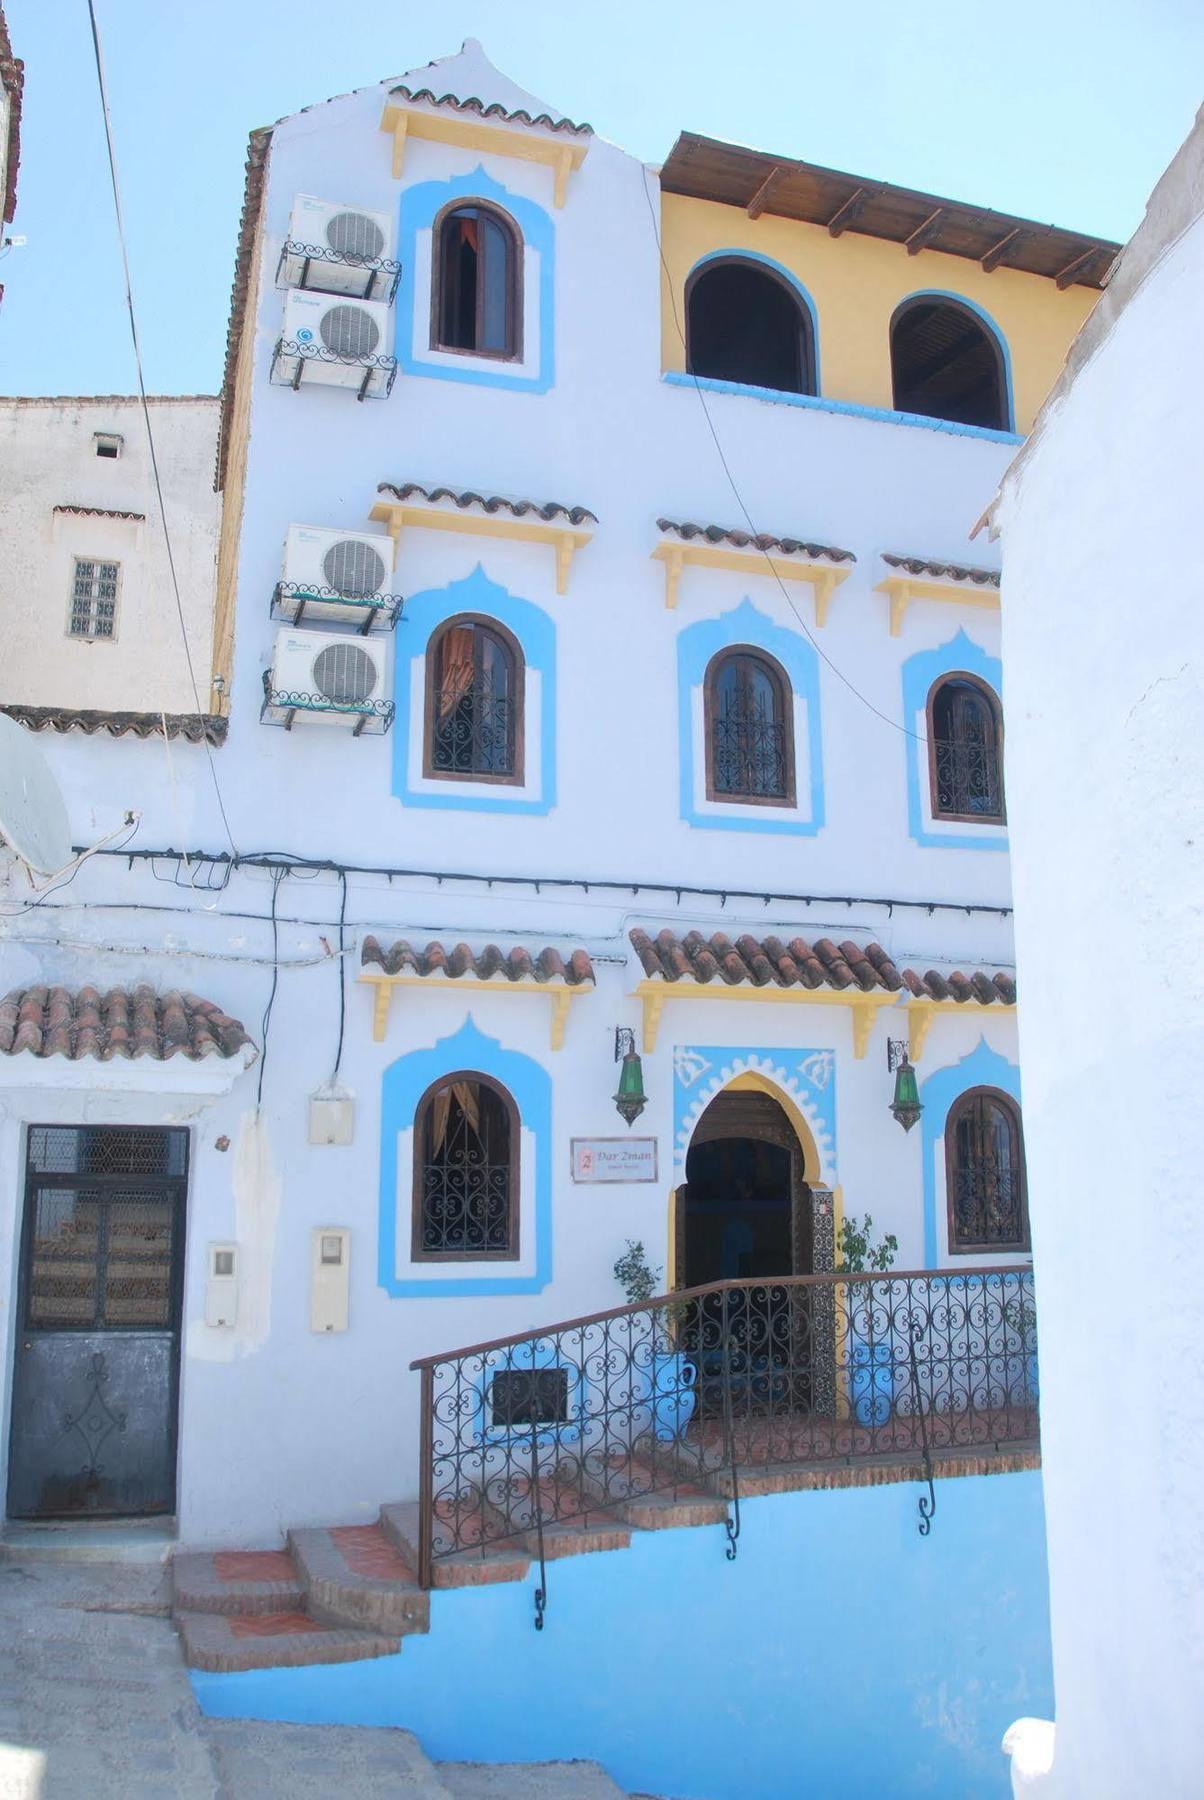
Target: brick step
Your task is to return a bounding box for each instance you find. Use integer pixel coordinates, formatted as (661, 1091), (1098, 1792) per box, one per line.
(175, 1607), (399, 1673)
(437, 1760), (628, 1799)
(380, 1501), (531, 1590)
(172, 1548), (304, 1616)
(288, 1524), (430, 1638)
(576, 1458), (730, 1531)
(515, 1477), (632, 1562)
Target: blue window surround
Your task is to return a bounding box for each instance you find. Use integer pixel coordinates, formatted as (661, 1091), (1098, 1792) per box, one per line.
(919, 1038), (1021, 1269)
(392, 565), (556, 817)
(892, 289), (1016, 434)
(378, 1017), (553, 1298)
(685, 249), (823, 393)
(901, 629), (1007, 853)
(677, 598), (824, 836)
(396, 167), (554, 393)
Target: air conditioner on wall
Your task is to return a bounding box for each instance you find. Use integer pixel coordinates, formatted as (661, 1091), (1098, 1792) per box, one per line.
(267, 626), (390, 727)
(279, 195), (399, 301)
(274, 291), (396, 397)
(276, 525), (401, 629)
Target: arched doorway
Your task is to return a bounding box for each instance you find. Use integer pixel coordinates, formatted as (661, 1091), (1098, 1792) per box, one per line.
(676, 1087), (812, 1289)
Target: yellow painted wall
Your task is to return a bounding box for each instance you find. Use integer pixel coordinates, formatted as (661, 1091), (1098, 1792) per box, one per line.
(660, 193), (1100, 435)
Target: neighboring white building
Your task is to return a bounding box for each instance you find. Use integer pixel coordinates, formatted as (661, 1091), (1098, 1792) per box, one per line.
(0, 395), (220, 727)
(994, 110), (1204, 1799)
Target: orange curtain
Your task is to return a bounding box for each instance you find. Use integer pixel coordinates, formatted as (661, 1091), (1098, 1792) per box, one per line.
(437, 626), (475, 720)
(429, 1081), (481, 1154)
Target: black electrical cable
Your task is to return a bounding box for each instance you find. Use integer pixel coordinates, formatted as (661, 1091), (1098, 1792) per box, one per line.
(256, 869), (284, 1108)
(332, 869), (348, 1080)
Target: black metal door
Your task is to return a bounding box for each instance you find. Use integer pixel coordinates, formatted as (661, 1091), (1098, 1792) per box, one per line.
(7, 1125), (188, 1520)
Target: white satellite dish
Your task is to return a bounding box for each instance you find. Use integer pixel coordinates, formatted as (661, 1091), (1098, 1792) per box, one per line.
(0, 714), (73, 876)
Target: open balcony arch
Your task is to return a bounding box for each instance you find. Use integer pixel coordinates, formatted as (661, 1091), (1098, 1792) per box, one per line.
(890, 293), (1011, 431)
(686, 254), (818, 397)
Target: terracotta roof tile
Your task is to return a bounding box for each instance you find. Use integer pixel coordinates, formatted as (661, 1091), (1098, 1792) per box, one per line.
(377, 484), (597, 526)
(387, 85), (592, 136)
(1, 705), (227, 746)
(0, 6), (23, 227)
(0, 986), (255, 1061)
(881, 553), (1000, 587)
(217, 126), (272, 492)
(657, 519), (855, 564)
(53, 504), (146, 523)
(629, 929), (1014, 1004)
(362, 937), (595, 985)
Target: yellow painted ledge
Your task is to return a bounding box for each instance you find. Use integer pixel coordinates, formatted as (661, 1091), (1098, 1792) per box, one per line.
(873, 573), (1001, 637)
(633, 978), (896, 1058)
(380, 102), (589, 206)
(369, 500), (594, 596)
(358, 973), (593, 1050)
(652, 539), (851, 623)
(902, 996), (1016, 1062)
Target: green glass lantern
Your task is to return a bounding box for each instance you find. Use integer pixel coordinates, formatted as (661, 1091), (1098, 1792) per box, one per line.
(888, 1041), (922, 1133)
(613, 1028), (647, 1127)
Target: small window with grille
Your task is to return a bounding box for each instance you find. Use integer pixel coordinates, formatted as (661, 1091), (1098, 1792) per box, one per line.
(945, 1088), (1029, 1253)
(489, 1367), (569, 1430)
(93, 432), (123, 459)
(412, 1073), (519, 1261)
(69, 558), (120, 640)
(927, 675), (1005, 823)
(424, 616), (523, 784)
(704, 646), (795, 805)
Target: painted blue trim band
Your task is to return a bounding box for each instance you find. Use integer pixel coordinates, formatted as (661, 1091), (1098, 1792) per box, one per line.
(396, 167), (554, 394)
(378, 1017), (553, 1298)
(676, 600), (824, 836)
(663, 370), (1022, 445)
(893, 289), (1016, 433)
(901, 630), (1007, 852)
(686, 249), (823, 393)
(919, 1037), (1020, 1268)
(392, 566), (556, 817)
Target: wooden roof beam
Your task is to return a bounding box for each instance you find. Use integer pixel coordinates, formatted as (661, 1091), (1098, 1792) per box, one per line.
(746, 164), (786, 220)
(1055, 244), (1107, 290)
(981, 226), (1025, 273)
(905, 208), (946, 255)
(827, 186), (868, 237)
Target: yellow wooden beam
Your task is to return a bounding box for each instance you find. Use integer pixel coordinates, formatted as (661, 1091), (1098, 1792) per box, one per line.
(380, 102), (589, 207)
(358, 973), (592, 1050)
(873, 574), (1001, 638)
(902, 995), (1016, 1062)
(632, 978), (896, 1057)
(651, 539), (851, 622)
(370, 500), (593, 595)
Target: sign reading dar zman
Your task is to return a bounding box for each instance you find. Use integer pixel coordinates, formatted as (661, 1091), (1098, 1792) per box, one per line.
(570, 1138), (659, 1184)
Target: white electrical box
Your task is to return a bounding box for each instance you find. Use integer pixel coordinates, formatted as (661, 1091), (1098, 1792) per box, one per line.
(205, 1242), (238, 1329)
(310, 1227), (350, 1333)
(308, 1082), (355, 1145)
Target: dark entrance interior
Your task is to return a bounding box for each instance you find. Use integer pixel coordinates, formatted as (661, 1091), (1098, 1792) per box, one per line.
(7, 1125), (188, 1520)
(686, 259), (815, 395)
(890, 297), (1008, 429)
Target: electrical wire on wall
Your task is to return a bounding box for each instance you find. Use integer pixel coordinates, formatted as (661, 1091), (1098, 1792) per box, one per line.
(331, 868), (348, 1081)
(256, 868), (285, 1108)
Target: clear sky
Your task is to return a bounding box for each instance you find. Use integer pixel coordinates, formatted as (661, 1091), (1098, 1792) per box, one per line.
(1, 0), (1200, 397)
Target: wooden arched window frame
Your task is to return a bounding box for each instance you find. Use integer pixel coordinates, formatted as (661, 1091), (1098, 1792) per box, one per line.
(890, 295), (1009, 431)
(424, 614), (524, 785)
(704, 646), (795, 806)
(685, 256), (817, 396)
(431, 200), (522, 361)
(926, 673), (1005, 824)
(945, 1086), (1029, 1254)
(412, 1071), (520, 1262)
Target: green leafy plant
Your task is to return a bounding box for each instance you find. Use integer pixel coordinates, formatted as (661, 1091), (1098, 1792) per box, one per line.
(838, 1213), (899, 1273)
(613, 1239), (662, 1304)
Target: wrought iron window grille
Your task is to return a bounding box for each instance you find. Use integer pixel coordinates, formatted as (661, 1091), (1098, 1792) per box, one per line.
(276, 239), (403, 305)
(415, 1078), (518, 1260)
(934, 738), (1004, 821)
(269, 337), (399, 401)
(430, 691), (515, 777)
(259, 671), (395, 736)
(270, 581), (405, 634)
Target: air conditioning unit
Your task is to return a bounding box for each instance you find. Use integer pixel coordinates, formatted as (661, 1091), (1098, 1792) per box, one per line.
(279, 195), (399, 301)
(276, 525), (401, 629)
(265, 627), (392, 734)
(273, 292), (396, 398)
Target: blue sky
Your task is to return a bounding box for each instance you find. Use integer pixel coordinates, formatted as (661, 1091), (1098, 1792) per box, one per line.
(1, 0), (1200, 397)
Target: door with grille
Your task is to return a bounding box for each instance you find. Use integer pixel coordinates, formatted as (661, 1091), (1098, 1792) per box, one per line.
(7, 1125), (188, 1519)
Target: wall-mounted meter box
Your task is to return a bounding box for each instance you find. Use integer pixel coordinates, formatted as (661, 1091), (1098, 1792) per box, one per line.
(205, 1242), (239, 1328)
(310, 1227), (350, 1333)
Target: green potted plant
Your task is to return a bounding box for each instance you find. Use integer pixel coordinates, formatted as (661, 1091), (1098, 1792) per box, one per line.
(613, 1240), (697, 1441)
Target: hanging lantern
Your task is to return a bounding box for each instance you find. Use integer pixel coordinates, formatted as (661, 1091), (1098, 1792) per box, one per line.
(613, 1026), (647, 1127)
(887, 1040), (922, 1133)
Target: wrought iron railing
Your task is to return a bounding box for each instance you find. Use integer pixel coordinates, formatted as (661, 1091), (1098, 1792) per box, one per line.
(269, 338), (399, 400)
(934, 738), (1004, 819)
(411, 1266), (1038, 1598)
(276, 239), (403, 304)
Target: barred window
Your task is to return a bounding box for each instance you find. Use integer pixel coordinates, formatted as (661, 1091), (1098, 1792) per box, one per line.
(412, 1074), (519, 1261)
(928, 675), (1005, 823)
(433, 202), (521, 359)
(946, 1088), (1028, 1253)
(426, 617), (521, 782)
(69, 559), (119, 639)
(705, 647), (794, 804)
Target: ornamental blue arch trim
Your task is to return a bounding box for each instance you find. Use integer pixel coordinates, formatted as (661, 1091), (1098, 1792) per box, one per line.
(901, 629), (1006, 852)
(677, 598), (824, 835)
(378, 1016), (553, 1298)
(685, 249), (822, 393)
(672, 1044), (838, 1187)
(396, 166), (554, 393)
(919, 1036), (1021, 1268)
(392, 565), (556, 816)
(891, 290), (1016, 434)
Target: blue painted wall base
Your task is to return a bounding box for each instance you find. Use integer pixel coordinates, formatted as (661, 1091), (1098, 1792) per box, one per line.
(193, 1472), (1051, 1799)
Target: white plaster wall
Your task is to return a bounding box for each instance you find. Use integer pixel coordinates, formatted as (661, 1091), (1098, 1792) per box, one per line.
(0, 397), (219, 712)
(996, 208), (1204, 1796)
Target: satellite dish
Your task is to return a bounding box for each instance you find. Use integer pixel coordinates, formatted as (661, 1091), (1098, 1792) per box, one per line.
(0, 714), (73, 876)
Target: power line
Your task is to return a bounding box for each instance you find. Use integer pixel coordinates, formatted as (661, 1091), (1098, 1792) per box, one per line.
(640, 166), (928, 745)
(84, 0), (239, 857)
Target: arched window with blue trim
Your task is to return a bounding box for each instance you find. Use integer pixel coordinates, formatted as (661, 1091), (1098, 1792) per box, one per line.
(705, 645), (794, 804)
(687, 258), (816, 395)
(433, 201), (522, 360)
(425, 614), (523, 784)
(927, 673), (1005, 823)
(890, 296), (1008, 430)
(946, 1087), (1028, 1253)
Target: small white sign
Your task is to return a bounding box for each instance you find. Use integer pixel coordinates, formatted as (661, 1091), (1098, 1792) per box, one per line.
(570, 1137), (659, 1184)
